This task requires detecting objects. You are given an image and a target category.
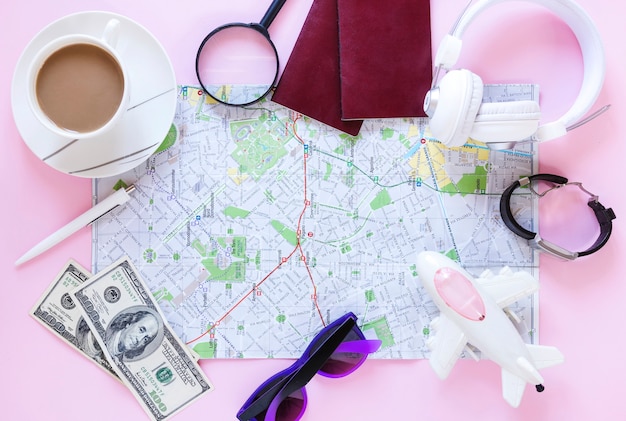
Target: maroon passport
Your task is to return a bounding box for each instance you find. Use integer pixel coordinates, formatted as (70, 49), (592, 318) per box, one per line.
(271, 0), (363, 136)
(337, 0), (433, 120)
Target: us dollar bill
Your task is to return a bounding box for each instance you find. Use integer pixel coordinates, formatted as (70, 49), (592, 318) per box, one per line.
(30, 259), (119, 379)
(71, 257), (212, 420)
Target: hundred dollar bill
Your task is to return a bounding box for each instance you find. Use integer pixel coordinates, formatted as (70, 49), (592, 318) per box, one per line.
(30, 259), (118, 379)
(71, 257), (212, 420)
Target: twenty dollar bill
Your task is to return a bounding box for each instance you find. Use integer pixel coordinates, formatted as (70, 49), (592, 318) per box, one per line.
(71, 257), (212, 420)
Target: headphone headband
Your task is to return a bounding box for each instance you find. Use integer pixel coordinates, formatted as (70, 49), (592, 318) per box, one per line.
(436, 0), (605, 141)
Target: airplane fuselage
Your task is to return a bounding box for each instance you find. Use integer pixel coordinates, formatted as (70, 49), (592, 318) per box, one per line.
(417, 251), (543, 386)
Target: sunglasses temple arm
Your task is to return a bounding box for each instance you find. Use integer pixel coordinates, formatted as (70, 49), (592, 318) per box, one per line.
(237, 371), (298, 421)
(238, 327), (354, 421)
(335, 339), (382, 354)
(263, 320), (358, 420)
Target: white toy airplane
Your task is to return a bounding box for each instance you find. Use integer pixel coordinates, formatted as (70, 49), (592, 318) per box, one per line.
(416, 251), (564, 408)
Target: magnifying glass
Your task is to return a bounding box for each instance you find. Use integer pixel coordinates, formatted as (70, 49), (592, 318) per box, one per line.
(196, 0), (287, 106)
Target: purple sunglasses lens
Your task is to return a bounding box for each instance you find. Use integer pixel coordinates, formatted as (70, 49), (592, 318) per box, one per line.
(265, 388), (307, 421)
(321, 337), (382, 378)
(314, 325), (367, 377)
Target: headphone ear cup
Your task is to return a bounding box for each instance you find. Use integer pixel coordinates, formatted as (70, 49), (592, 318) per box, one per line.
(427, 69), (483, 147)
(470, 101), (541, 143)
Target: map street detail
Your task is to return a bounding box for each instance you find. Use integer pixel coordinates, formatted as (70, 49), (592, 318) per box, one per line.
(93, 84), (539, 359)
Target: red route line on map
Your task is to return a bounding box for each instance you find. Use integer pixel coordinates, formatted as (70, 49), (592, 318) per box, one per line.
(186, 112), (324, 345)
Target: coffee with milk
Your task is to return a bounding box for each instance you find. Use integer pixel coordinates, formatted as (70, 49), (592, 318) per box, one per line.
(35, 42), (125, 133)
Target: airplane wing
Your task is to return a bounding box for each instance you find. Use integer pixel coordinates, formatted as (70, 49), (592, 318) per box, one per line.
(501, 368), (527, 408)
(476, 267), (539, 309)
(427, 315), (467, 379)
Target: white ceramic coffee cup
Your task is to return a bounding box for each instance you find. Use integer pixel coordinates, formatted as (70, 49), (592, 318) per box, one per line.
(26, 19), (129, 140)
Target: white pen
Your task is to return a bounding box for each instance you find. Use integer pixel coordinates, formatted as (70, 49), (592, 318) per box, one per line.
(15, 184), (136, 266)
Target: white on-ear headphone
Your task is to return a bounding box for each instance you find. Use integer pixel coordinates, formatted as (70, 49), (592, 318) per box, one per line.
(424, 0), (606, 149)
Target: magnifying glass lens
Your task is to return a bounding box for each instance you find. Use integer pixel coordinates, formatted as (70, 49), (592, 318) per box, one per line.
(197, 25), (279, 106)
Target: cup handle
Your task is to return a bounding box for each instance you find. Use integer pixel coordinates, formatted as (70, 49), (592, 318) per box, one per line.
(102, 19), (121, 48)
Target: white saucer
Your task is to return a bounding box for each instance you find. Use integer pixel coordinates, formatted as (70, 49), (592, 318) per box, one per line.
(11, 11), (177, 178)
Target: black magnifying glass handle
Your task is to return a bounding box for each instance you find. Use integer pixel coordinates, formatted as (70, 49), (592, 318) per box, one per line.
(259, 0), (287, 30)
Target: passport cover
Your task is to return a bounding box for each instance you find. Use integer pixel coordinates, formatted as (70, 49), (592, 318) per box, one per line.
(271, 0), (363, 136)
(337, 0), (433, 120)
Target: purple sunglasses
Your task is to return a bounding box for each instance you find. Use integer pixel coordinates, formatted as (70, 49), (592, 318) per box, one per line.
(236, 312), (382, 421)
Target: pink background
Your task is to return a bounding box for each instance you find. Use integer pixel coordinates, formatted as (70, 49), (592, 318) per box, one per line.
(2, 0), (624, 419)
